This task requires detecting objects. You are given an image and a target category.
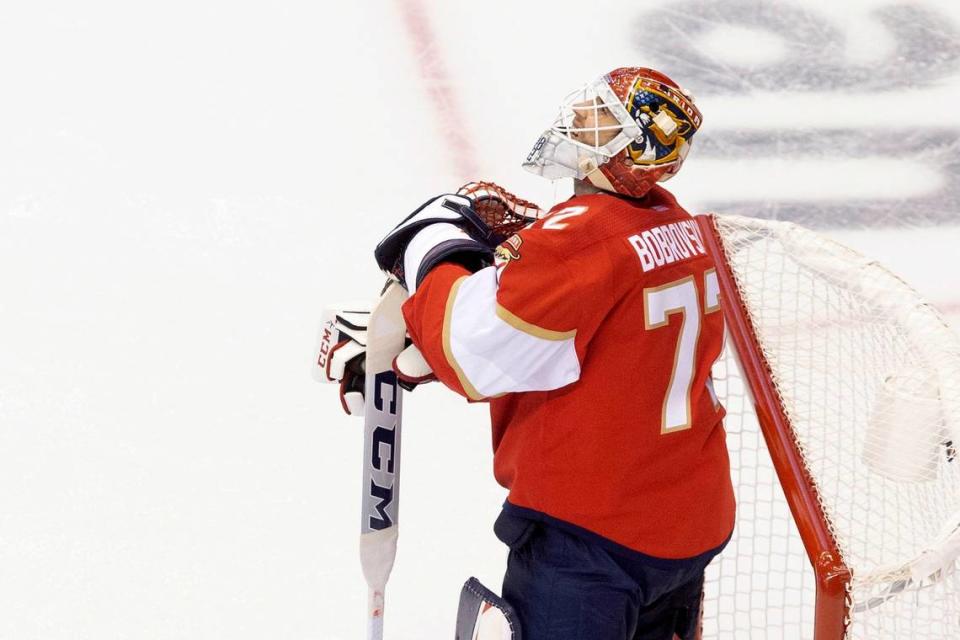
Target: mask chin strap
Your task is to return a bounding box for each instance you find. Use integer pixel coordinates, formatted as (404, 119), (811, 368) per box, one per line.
(585, 166), (617, 192)
(584, 157), (678, 194)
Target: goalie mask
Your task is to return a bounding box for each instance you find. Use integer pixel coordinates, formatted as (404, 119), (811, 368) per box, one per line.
(522, 67), (702, 198)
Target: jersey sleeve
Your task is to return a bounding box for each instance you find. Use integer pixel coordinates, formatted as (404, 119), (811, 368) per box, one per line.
(401, 224), (611, 401)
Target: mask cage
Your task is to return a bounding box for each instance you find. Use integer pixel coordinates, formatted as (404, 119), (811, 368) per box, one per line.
(523, 77), (641, 181)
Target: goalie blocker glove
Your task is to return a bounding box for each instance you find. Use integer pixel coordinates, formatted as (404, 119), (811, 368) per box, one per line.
(374, 194), (498, 294)
(313, 298), (435, 416)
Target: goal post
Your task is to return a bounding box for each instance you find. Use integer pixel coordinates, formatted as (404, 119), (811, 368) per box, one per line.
(696, 213), (960, 639)
(697, 213), (850, 639)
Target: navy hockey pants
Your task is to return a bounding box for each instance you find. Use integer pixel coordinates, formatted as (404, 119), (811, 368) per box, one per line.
(497, 515), (707, 640)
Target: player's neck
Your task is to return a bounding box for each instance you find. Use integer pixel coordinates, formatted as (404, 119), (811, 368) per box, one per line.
(573, 180), (606, 197)
(573, 179), (663, 205)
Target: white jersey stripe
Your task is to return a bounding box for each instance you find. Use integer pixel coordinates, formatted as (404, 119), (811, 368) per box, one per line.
(441, 267), (581, 399)
(442, 276), (485, 400)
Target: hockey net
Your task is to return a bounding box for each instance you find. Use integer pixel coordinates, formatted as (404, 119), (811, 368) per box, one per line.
(698, 214), (960, 639)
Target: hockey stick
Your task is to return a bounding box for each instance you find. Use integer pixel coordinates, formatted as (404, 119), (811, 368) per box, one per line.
(359, 280), (408, 639)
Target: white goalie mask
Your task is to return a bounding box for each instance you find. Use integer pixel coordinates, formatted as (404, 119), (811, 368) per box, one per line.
(523, 77), (641, 181)
(522, 67), (703, 198)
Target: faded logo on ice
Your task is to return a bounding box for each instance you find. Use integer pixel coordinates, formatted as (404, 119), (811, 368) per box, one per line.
(634, 1), (960, 227)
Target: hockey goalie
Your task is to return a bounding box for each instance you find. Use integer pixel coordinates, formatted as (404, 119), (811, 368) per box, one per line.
(321, 67), (732, 639)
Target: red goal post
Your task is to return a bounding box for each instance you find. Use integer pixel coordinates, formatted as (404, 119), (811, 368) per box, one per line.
(695, 213), (960, 639)
(697, 213), (850, 639)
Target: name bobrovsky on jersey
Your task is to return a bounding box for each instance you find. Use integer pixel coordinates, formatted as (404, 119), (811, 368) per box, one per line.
(628, 220), (707, 273)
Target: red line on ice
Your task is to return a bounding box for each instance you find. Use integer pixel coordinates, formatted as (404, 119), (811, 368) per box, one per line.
(394, 0), (479, 182)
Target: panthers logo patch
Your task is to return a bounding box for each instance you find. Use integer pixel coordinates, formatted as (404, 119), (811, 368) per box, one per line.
(495, 234), (523, 278)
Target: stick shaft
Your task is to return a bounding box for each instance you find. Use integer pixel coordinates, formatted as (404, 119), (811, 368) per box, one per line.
(359, 282), (407, 639)
(367, 587), (385, 640)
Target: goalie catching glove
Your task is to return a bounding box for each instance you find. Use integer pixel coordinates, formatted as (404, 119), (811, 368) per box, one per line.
(374, 183), (544, 293)
(313, 295), (434, 416)
(374, 194), (495, 294)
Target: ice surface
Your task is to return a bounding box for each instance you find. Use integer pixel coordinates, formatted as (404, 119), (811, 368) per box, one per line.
(0, 1), (958, 638)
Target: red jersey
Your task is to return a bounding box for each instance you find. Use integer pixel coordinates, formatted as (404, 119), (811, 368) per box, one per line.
(402, 187), (734, 560)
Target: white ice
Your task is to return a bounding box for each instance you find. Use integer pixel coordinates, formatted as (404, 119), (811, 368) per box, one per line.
(0, 1), (958, 638)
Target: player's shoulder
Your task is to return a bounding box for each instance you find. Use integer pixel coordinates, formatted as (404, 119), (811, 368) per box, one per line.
(524, 194), (619, 242)
(522, 188), (691, 253)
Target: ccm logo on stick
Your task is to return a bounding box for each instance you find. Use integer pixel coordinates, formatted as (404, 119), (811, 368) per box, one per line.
(368, 371), (399, 530)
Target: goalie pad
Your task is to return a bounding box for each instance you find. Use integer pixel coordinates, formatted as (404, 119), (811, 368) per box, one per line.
(455, 577), (521, 640)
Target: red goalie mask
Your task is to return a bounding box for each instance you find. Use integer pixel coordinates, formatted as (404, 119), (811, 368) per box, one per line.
(522, 67), (702, 198)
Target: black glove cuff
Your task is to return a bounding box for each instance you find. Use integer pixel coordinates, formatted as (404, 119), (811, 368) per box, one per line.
(374, 194), (497, 278)
(416, 239), (494, 289)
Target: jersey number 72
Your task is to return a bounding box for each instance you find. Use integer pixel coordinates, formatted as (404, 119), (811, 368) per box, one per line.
(644, 270), (721, 433)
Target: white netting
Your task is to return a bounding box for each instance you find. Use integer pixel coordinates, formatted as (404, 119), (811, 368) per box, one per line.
(702, 214), (960, 639)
